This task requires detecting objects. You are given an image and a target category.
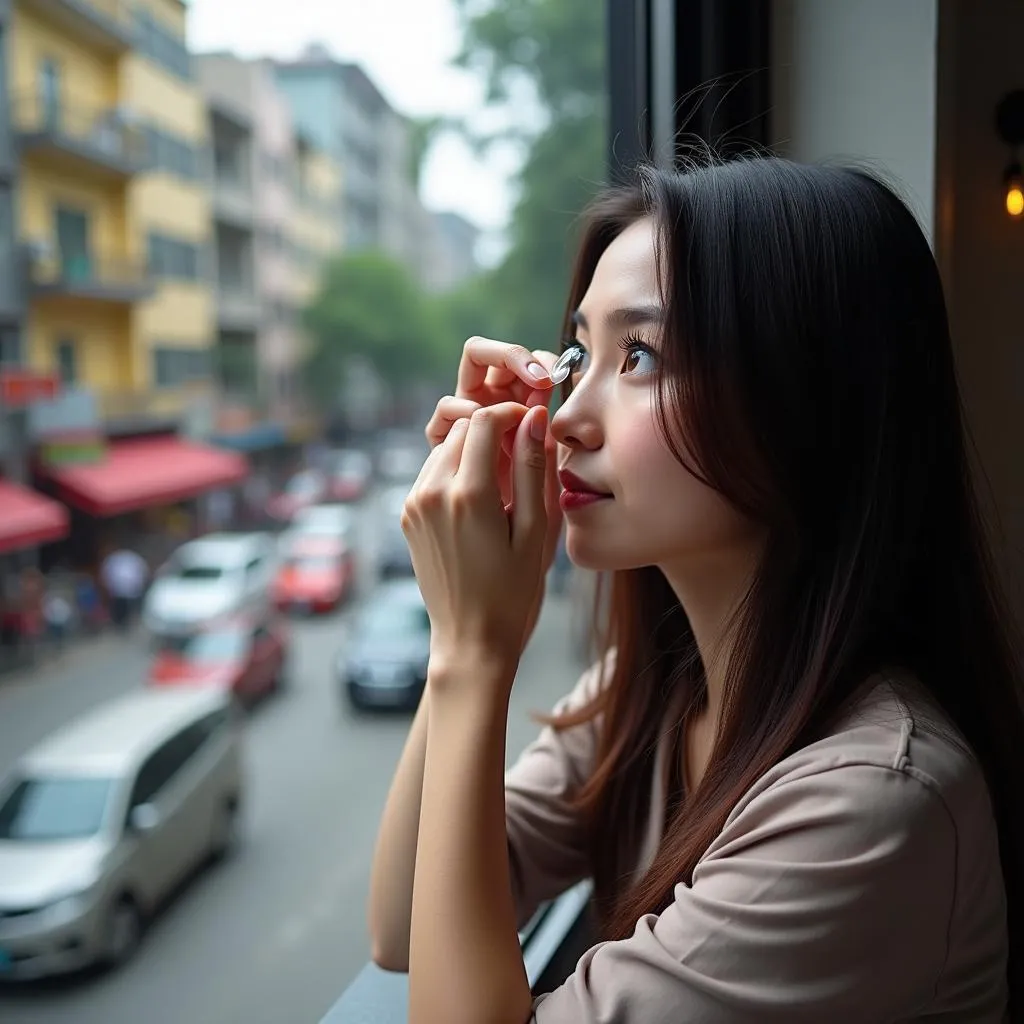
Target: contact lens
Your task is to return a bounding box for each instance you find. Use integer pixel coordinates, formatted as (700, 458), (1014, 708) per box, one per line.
(549, 346), (583, 385)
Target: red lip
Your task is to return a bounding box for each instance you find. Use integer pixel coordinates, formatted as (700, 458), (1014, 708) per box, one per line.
(558, 469), (609, 495)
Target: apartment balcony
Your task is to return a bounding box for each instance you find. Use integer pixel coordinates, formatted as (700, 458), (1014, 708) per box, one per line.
(212, 175), (255, 230)
(12, 93), (148, 182)
(20, 0), (135, 55)
(27, 248), (155, 305)
(216, 285), (262, 333)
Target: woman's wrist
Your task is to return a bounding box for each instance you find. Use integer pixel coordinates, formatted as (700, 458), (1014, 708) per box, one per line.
(427, 646), (518, 703)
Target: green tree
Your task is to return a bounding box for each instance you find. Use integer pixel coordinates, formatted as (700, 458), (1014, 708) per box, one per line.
(302, 250), (448, 409)
(453, 0), (607, 349)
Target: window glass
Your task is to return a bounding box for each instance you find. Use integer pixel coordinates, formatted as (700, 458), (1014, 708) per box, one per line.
(0, 776), (113, 840)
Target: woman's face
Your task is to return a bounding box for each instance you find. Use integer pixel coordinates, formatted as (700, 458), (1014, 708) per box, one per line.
(550, 217), (761, 576)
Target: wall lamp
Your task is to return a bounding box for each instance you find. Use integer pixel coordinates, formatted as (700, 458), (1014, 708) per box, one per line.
(995, 90), (1024, 218)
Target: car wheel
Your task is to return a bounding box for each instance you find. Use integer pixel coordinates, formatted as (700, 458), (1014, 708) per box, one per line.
(98, 896), (143, 969)
(208, 799), (241, 860)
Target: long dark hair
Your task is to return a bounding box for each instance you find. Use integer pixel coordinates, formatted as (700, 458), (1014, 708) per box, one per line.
(546, 157), (1024, 1006)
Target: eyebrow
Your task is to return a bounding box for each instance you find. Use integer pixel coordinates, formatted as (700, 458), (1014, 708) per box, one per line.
(571, 304), (664, 332)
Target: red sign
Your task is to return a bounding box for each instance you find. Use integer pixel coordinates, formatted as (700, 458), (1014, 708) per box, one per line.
(0, 370), (60, 408)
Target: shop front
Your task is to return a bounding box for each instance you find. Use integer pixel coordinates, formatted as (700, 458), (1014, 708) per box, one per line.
(37, 432), (250, 571)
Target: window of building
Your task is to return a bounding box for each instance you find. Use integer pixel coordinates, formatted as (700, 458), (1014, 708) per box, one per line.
(134, 10), (192, 81)
(142, 125), (203, 180)
(148, 233), (205, 280)
(153, 347), (210, 389)
(55, 338), (77, 384)
(0, 330), (22, 367)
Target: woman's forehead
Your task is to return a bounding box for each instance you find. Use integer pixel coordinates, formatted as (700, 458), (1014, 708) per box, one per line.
(581, 218), (660, 317)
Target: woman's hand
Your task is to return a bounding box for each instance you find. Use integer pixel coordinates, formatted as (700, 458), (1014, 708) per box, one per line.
(402, 401), (551, 689)
(424, 338), (565, 618)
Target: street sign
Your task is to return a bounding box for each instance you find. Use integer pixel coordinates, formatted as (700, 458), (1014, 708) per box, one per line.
(0, 369), (60, 408)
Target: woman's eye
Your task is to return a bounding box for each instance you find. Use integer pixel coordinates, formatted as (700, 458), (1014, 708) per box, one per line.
(620, 341), (657, 376)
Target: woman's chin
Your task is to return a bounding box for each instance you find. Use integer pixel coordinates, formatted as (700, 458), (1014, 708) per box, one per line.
(565, 536), (642, 573)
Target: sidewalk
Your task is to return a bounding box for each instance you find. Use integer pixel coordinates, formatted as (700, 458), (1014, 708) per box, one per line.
(0, 626), (143, 689)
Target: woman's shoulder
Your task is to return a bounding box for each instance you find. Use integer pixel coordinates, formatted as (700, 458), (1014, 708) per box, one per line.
(719, 670), (999, 862)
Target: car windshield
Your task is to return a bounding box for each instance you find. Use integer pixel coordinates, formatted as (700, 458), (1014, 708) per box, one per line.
(176, 564), (224, 581)
(157, 628), (247, 662)
(358, 599), (429, 640)
(286, 556), (337, 572)
(295, 509), (349, 534)
(0, 776), (114, 841)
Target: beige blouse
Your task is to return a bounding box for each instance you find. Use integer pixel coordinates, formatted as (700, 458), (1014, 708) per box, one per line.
(504, 661), (1009, 1022)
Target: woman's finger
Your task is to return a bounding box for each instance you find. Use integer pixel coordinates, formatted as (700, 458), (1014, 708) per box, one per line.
(456, 403), (530, 500)
(425, 396), (481, 447)
(510, 406), (549, 552)
(456, 337), (554, 400)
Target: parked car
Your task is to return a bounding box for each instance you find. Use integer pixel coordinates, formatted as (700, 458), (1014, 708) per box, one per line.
(0, 687), (243, 979)
(148, 614), (289, 702)
(375, 486), (415, 580)
(265, 470), (327, 524)
(287, 503), (358, 547)
(377, 524), (415, 580)
(273, 537), (356, 615)
(143, 533), (277, 637)
(326, 450), (373, 503)
(339, 579), (430, 710)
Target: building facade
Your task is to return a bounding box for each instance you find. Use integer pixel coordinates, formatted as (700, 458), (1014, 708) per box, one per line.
(274, 46), (438, 288)
(8, 0), (214, 437)
(197, 52), (341, 437)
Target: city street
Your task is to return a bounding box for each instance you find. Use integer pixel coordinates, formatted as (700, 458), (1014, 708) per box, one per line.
(0, 497), (589, 1024)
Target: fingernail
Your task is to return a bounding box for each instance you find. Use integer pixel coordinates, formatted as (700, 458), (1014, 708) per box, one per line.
(530, 406), (547, 442)
(526, 361), (549, 380)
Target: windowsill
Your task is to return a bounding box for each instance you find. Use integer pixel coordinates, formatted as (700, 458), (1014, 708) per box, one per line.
(318, 880), (593, 1024)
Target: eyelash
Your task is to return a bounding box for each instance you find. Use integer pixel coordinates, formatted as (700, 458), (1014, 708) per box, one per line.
(617, 330), (655, 361)
(560, 332), (655, 360)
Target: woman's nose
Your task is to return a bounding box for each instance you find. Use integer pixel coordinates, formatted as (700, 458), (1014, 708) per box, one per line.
(551, 386), (603, 451)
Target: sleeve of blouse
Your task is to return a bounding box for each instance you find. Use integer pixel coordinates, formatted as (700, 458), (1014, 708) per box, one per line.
(529, 762), (958, 1023)
(505, 657), (609, 931)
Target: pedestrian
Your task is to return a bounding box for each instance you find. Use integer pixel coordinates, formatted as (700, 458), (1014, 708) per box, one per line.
(42, 589), (73, 655)
(370, 158), (1024, 1022)
(100, 547), (149, 631)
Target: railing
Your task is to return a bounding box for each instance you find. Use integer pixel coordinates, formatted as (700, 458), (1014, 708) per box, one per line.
(319, 881), (595, 1024)
(216, 284), (262, 329)
(25, 0), (136, 43)
(11, 92), (148, 172)
(27, 249), (151, 297)
(213, 176), (255, 226)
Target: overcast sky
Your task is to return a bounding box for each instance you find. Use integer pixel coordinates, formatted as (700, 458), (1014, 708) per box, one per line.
(188, 0), (519, 254)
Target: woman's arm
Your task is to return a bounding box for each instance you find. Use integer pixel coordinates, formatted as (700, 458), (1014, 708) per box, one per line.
(366, 690), (431, 971)
(409, 657), (534, 1024)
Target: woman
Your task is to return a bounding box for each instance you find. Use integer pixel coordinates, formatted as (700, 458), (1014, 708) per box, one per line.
(369, 157), (1023, 1023)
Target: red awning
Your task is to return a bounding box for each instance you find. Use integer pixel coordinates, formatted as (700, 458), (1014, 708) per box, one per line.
(0, 480), (69, 554)
(46, 437), (249, 517)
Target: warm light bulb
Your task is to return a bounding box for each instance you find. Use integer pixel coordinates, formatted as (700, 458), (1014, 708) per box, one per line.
(1007, 183), (1024, 217)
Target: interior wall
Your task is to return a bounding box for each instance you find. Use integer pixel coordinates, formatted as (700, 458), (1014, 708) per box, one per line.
(938, 0), (1024, 638)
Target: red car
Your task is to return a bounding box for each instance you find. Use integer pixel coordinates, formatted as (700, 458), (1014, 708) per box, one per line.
(273, 538), (356, 614)
(148, 616), (289, 702)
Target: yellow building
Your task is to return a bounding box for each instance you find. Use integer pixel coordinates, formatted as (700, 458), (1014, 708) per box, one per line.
(289, 134), (342, 309)
(9, 0), (213, 425)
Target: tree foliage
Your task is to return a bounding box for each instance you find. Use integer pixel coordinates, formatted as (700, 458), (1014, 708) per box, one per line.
(301, 0), (606, 412)
(453, 0), (607, 349)
(302, 251), (448, 408)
